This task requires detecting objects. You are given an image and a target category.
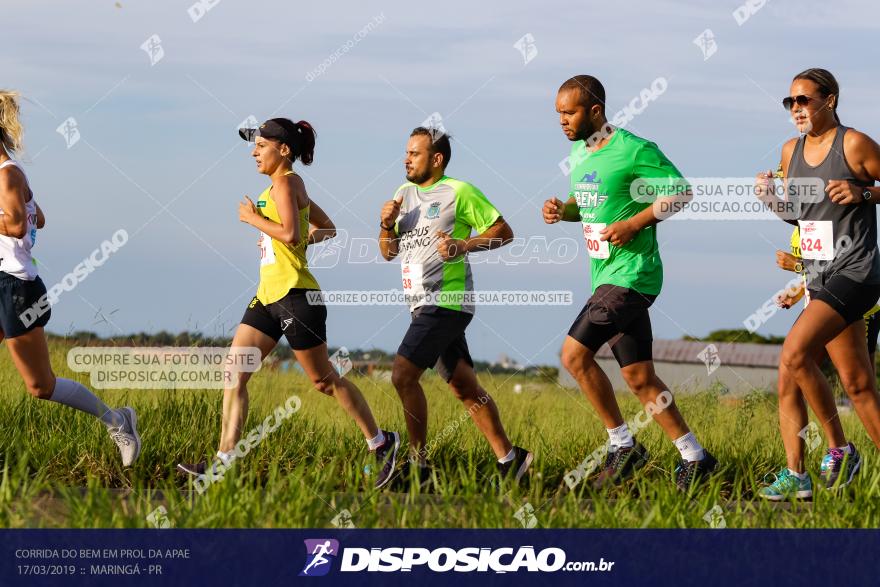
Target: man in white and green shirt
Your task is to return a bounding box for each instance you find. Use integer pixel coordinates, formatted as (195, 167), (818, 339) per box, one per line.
(378, 127), (532, 488)
(545, 75), (716, 492)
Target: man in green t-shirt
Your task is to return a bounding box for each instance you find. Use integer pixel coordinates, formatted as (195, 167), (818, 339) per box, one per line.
(377, 127), (533, 489)
(544, 75), (717, 492)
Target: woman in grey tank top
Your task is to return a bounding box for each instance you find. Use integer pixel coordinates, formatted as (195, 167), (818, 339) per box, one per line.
(755, 69), (880, 500)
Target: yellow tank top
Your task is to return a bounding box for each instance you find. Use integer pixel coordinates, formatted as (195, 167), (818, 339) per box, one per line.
(256, 171), (319, 305)
(790, 227), (801, 258)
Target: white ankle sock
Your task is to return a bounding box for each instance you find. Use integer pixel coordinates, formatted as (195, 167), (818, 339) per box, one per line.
(498, 448), (516, 464)
(787, 468), (808, 480)
(48, 378), (123, 428)
(607, 423), (634, 451)
(673, 432), (705, 462)
(217, 450), (234, 466)
(366, 430), (386, 451)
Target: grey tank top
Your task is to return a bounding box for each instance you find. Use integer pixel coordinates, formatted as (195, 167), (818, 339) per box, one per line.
(788, 126), (880, 287)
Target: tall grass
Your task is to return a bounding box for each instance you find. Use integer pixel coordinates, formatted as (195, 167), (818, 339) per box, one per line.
(1, 341), (879, 528)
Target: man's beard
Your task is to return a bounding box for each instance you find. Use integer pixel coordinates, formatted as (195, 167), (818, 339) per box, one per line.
(574, 120), (606, 142)
(406, 168), (432, 184)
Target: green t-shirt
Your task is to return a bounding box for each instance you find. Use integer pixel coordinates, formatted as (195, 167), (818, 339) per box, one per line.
(394, 176), (501, 313)
(568, 128), (685, 296)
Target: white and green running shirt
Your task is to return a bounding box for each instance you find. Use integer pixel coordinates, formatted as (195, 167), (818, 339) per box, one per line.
(394, 175), (501, 314)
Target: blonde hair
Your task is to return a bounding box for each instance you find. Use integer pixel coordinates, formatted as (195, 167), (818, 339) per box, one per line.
(0, 90), (23, 154)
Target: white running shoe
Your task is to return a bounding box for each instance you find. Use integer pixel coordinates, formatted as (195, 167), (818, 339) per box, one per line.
(108, 407), (141, 467)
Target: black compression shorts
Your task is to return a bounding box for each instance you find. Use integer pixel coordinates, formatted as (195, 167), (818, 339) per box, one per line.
(808, 274), (880, 326)
(568, 284), (657, 368)
(241, 289), (327, 350)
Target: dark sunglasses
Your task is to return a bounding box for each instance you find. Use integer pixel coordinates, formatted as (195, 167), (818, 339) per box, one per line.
(782, 94), (823, 111)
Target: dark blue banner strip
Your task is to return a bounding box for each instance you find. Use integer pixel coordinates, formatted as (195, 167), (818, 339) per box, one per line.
(1, 529), (875, 586)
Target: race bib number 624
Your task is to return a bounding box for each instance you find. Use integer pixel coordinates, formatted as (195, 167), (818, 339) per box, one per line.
(798, 220), (834, 261)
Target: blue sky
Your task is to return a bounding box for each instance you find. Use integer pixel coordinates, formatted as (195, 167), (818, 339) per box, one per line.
(5, 0), (879, 365)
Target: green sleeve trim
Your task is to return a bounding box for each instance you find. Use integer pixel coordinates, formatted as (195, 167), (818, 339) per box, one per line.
(449, 178), (501, 235)
(439, 256), (466, 312)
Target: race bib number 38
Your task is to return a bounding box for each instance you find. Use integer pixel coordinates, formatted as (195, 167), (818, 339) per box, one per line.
(798, 220), (834, 261)
(583, 222), (610, 259)
(402, 263), (425, 303)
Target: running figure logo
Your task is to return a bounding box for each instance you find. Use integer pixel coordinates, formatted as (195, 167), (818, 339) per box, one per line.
(574, 171), (606, 209)
(55, 117), (81, 149)
(697, 344), (721, 375)
(692, 29), (717, 61)
(581, 171), (600, 184)
(299, 539), (340, 577)
(140, 34), (165, 66)
(420, 112), (446, 143)
(513, 33), (538, 65)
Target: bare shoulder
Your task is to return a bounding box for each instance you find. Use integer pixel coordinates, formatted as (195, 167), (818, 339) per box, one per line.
(843, 128), (880, 152)
(779, 137), (799, 170)
(287, 172), (309, 206)
(781, 137), (799, 157)
(0, 163), (26, 192)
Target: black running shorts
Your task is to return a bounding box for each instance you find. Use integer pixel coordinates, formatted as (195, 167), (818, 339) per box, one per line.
(397, 305), (474, 382)
(865, 311), (880, 358)
(241, 289), (327, 350)
(808, 274), (880, 326)
(0, 272), (51, 338)
(567, 284), (657, 368)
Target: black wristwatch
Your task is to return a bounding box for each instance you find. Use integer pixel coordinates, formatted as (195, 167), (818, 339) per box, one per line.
(380, 222), (396, 232)
(863, 188), (873, 202)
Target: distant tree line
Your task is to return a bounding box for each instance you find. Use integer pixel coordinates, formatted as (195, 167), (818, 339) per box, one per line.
(683, 329), (786, 345)
(45, 332), (559, 379)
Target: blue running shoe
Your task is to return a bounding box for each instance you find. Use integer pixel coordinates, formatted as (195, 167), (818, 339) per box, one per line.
(759, 468), (812, 501)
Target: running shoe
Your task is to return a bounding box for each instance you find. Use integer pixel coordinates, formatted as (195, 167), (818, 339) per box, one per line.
(176, 459), (230, 478)
(674, 450), (718, 492)
(591, 441), (649, 490)
(388, 460), (433, 492)
(373, 430), (400, 489)
(819, 442), (861, 489)
(758, 468), (813, 501)
(108, 407), (141, 467)
(496, 446), (534, 483)
(176, 462), (208, 477)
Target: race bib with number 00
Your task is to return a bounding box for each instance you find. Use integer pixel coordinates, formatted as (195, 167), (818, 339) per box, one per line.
(583, 222), (610, 259)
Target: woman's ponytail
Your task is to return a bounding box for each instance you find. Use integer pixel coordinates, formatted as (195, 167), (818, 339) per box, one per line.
(294, 120), (316, 166)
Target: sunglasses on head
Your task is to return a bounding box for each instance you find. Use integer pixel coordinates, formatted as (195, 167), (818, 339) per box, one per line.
(782, 94), (825, 111)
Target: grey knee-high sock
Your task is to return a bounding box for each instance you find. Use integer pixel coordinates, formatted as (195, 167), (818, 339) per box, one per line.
(48, 378), (123, 428)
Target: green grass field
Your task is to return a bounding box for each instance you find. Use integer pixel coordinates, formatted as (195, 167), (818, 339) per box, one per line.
(2, 340), (880, 529)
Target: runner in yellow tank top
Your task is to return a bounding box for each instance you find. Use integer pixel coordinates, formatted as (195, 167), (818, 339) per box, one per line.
(255, 169), (319, 305)
(177, 118), (401, 488)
